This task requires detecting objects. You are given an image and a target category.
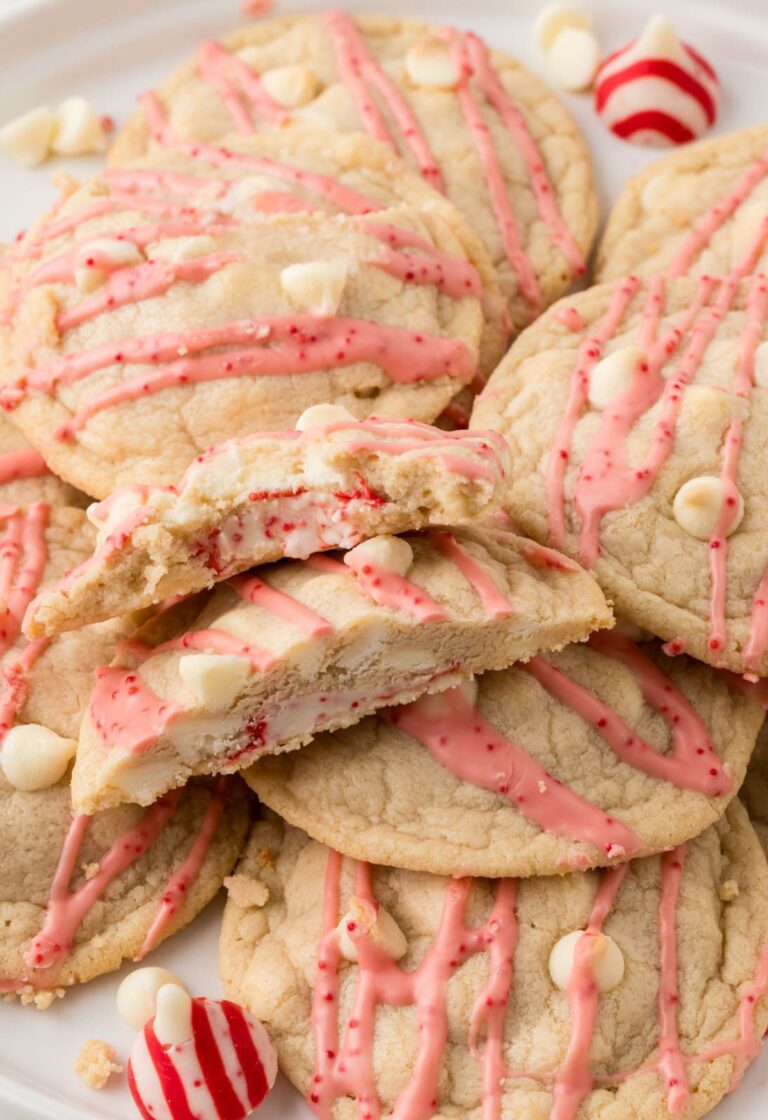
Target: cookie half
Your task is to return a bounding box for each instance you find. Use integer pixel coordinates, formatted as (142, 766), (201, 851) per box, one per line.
(472, 274), (768, 675)
(24, 413), (510, 638)
(246, 634), (764, 877)
(109, 13), (598, 332)
(220, 806), (768, 1120)
(72, 525), (611, 813)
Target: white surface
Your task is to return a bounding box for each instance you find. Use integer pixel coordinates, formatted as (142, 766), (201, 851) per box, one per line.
(0, 0), (767, 1116)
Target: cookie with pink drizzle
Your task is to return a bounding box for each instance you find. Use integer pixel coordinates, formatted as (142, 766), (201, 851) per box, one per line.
(220, 805), (768, 1120)
(1, 172), (486, 499)
(0, 412), (86, 507)
(109, 13), (598, 333)
(597, 123), (768, 283)
(72, 524), (611, 814)
(24, 408), (510, 638)
(472, 274), (768, 675)
(246, 633), (764, 877)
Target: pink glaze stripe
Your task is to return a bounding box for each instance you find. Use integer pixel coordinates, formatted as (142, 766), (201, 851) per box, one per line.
(430, 530), (513, 617)
(234, 574), (334, 636)
(198, 40), (288, 131)
(448, 29), (540, 310)
(323, 10), (443, 189)
(363, 222), (482, 299)
(344, 550), (448, 623)
(0, 448), (50, 485)
(25, 791), (183, 971)
(89, 666), (181, 754)
(0, 637), (49, 739)
(388, 686), (641, 857)
(153, 627), (276, 672)
(136, 776), (231, 959)
(657, 847), (689, 1115)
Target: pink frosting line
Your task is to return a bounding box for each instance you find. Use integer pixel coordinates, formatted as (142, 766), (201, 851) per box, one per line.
(198, 40), (288, 130)
(0, 503), (50, 660)
(0, 637), (49, 740)
(388, 686), (642, 857)
(233, 574), (334, 636)
(89, 665), (182, 754)
(343, 549), (448, 623)
(448, 29), (540, 311)
(362, 222), (482, 299)
(24, 791), (183, 971)
(0, 448), (50, 485)
(151, 626), (276, 672)
(656, 847), (690, 1115)
(135, 776), (232, 960)
(430, 530), (513, 617)
(323, 9), (443, 190)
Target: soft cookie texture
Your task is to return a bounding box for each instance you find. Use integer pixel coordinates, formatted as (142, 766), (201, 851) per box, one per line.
(24, 416), (511, 638)
(0, 776), (249, 1000)
(246, 635), (764, 877)
(109, 13), (598, 332)
(1, 171), (486, 498)
(472, 275), (768, 675)
(72, 524), (612, 814)
(220, 807), (768, 1120)
(597, 124), (768, 282)
(109, 129), (510, 378)
(0, 412), (85, 506)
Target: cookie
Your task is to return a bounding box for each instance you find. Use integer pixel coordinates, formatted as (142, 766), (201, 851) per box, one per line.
(109, 13), (598, 332)
(220, 805), (768, 1120)
(471, 273), (768, 675)
(0, 775), (249, 1002)
(72, 524), (612, 814)
(0, 411), (85, 506)
(0, 174), (486, 499)
(24, 409), (511, 638)
(742, 721), (768, 853)
(110, 128), (511, 377)
(246, 632), (764, 878)
(597, 124), (768, 283)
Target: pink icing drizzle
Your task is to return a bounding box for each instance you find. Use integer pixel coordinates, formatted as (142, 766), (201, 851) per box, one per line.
(430, 530), (513, 617)
(554, 306), (584, 331)
(341, 549), (448, 623)
(89, 666), (181, 754)
(0, 448), (50, 486)
(656, 847), (689, 1114)
(234, 574), (333, 636)
(362, 222), (482, 299)
(198, 40), (288, 130)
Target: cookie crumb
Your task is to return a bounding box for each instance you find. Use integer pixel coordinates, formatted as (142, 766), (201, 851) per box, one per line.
(15, 986), (64, 1010)
(719, 879), (739, 902)
(74, 1039), (123, 1089)
(82, 862), (100, 880)
(225, 874), (269, 909)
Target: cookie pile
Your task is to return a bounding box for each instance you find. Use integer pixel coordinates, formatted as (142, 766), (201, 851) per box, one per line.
(1, 9), (768, 1120)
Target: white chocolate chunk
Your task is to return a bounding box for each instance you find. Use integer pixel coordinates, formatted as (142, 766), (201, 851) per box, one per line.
(457, 676), (479, 705)
(634, 13), (685, 63)
(549, 930), (625, 992)
(51, 96), (107, 155)
(179, 653), (252, 707)
(673, 476), (744, 541)
(117, 968), (186, 1031)
(153, 234), (219, 262)
(336, 897), (408, 962)
(755, 341), (768, 389)
(0, 724), (77, 791)
(405, 39), (460, 90)
(261, 65), (318, 108)
(295, 403), (356, 432)
(588, 346), (645, 408)
(281, 260), (349, 316)
(534, 3), (592, 52)
(74, 238), (144, 292)
(547, 27), (601, 91)
(345, 535), (414, 576)
(0, 106), (55, 168)
(87, 488), (145, 544)
(641, 172), (672, 213)
(153, 984), (193, 1046)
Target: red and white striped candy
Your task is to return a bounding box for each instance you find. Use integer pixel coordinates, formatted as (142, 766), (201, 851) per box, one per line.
(595, 14), (720, 147)
(128, 996), (278, 1120)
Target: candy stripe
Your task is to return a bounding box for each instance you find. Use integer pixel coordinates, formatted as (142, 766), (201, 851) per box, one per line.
(221, 1000), (271, 1109)
(609, 109), (695, 145)
(595, 59), (717, 124)
(145, 1024), (198, 1120)
(191, 998), (246, 1120)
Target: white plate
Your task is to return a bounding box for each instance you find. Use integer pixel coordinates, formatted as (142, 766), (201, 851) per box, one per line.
(1, 0), (767, 1116)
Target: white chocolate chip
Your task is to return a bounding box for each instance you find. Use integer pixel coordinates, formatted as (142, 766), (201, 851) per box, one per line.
(51, 97), (107, 156)
(117, 968), (186, 1031)
(0, 724), (77, 791)
(588, 346), (645, 408)
(672, 476), (744, 541)
(755, 341), (768, 389)
(261, 65), (318, 108)
(152, 984), (193, 1046)
(280, 260), (350, 316)
(345, 535), (414, 577)
(534, 3), (592, 52)
(336, 896), (408, 962)
(179, 653), (252, 707)
(549, 930), (625, 992)
(546, 27), (601, 91)
(87, 488), (145, 544)
(295, 403), (356, 432)
(74, 238), (144, 292)
(457, 676), (479, 706)
(405, 39), (460, 90)
(152, 234), (219, 262)
(0, 106), (55, 168)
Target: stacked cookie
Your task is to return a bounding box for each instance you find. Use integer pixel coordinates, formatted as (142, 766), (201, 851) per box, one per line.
(0, 10), (767, 1120)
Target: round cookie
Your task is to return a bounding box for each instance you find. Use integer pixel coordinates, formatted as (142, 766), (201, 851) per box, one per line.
(113, 128), (511, 378)
(220, 806), (768, 1120)
(246, 633), (765, 877)
(471, 274), (768, 675)
(109, 13), (598, 333)
(597, 123), (768, 283)
(1, 177), (485, 499)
